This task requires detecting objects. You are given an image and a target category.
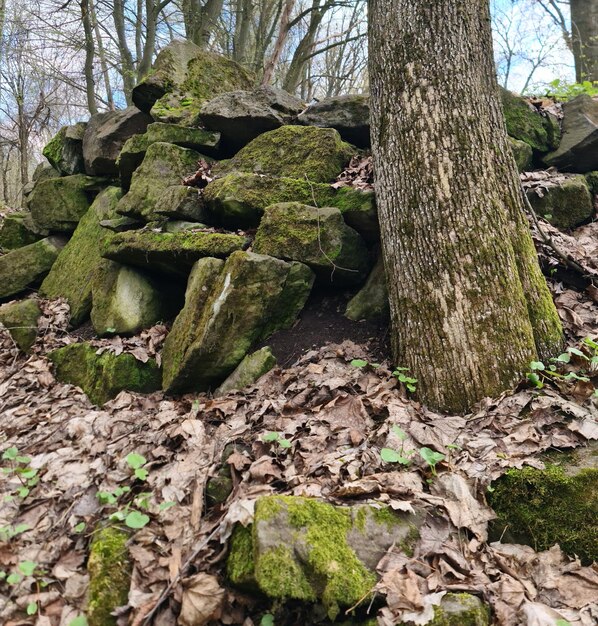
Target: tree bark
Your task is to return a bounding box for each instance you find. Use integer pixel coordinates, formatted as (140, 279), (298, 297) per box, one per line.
(80, 0), (98, 115)
(113, 0), (137, 104)
(368, 0), (563, 413)
(571, 0), (598, 82)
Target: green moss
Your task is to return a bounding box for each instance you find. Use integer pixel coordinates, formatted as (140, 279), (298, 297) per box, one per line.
(256, 544), (317, 602)
(87, 526), (132, 626)
(42, 128), (66, 169)
(227, 524), (256, 587)
(426, 593), (489, 626)
(585, 171), (598, 195)
(489, 463), (598, 564)
(526, 176), (593, 229)
(216, 126), (355, 183)
(0, 212), (44, 251)
(49, 342), (161, 405)
(0, 298), (41, 352)
(508, 137), (533, 172)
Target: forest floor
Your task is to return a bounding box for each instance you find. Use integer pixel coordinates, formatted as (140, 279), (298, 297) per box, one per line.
(1, 221), (598, 626)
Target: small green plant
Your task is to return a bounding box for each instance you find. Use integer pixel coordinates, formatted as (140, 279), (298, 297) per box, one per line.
(262, 432), (292, 449)
(392, 367), (417, 393)
(68, 617), (88, 626)
(350, 359), (380, 369)
(545, 78), (598, 101)
(2, 560), (49, 616)
(260, 615), (275, 626)
(380, 425), (414, 465)
(418, 447), (446, 476)
(126, 452), (149, 481)
(527, 343), (597, 390)
(2, 446), (39, 501)
(0, 523), (29, 541)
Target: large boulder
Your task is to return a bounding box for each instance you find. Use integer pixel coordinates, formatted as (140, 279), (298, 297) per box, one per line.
(49, 342), (161, 405)
(215, 126), (355, 183)
(162, 252), (314, 393)
(203, 172), (378, 239)
(345, 253), (389, 321)
(253, 203), (370, 285)
(40, 187), (122, 326)
(200, 86), (305, 151)
(0, 211), (45, 251)
(526, 175), (593, 229)
(0, 299), (42, 352)
(489, 442), (597, 565)
(544, 95), (598, 172)
(509, 137), (533, 172)
(83, 107), (152, 176)
(297, 94), (370, 148)
(102, 228), (246, 277)
(0, 236), (66, 300)
(117, 123), (220, 189)
(500, 87), (560, 154)
(116, 142), (202, 221)
(42, 123), (87, 175)
(90, 261), (174, 336)
(154, 186), (207, 222)
(132, 40), (253, 126)
(227, 496), (423, 620)
(28, 175), (109, 233)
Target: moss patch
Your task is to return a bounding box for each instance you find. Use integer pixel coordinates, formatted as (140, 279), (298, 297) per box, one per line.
(0, 212), (44, 251)
(227, 524), (257, 587)
(399, 593), (489, 626)
(87, 526), (132, 626)
(0, 298), (41, 352)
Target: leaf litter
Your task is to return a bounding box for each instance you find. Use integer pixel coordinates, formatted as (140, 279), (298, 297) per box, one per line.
(1, 254), (598, 624)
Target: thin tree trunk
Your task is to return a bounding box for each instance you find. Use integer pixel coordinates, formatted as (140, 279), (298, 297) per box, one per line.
(571, 0), (598, 82)
(113, 0), (137, 104)
(233, 0), (253, 64)
(81, 0), (98, 115)
(368, 0), (562, 413)
(262, 0), (295, 85)
(90, 0), (114, 110)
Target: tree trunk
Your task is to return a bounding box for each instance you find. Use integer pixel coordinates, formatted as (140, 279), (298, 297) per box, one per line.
(368, 0), (563, 413)
(571, 0), (598, 82)
(80, 0), (98, 115)
(90, 0), (114, 110)
(113, 0), (137, 104)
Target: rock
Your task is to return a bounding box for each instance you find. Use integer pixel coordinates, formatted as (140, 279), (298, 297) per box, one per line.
(253, 203), (370, 285)
(0, 212), (45, 251)
(155, 185), (207, 221)
(0, 299), (41, 352)
(132, 40), (253, 126)
(200, 86), (305, 151)
(206, 442), (251, 506)
(87, 526), (132, 626)
(40, 187), (122, 327)
(203, 172), (378, 238)
(227, 496), (422, 620)
(162, 219), (208, 233)
(117, 123), (219, 189)
(509, 137), (533, 172)
(90, 261), (175, 336)
(488, 442), (598, 565)
(28, 175), (110, 233)
(345, 254), (389, 321)
(116, 142), (202, 221)
(0, 236), (66, 300)
(99, 216), (143, 232)
(526, 175), (593, 229)
(162, 252), (313, 393)
(216, 126), (355, 183)
(399, 593), (490, 626)
(83, 106), (152, 176)
(49, 342), (161, 405)
(500, 87), (560, 153)
(102, 229), (246, 277)
(32, 162), (61, 183)
(544, 95), (598, 172)
(297, 94), (370, 147)
(215, 346), (276, 396)
(42, 123), (87, 175)
(585, 171), (598, 195)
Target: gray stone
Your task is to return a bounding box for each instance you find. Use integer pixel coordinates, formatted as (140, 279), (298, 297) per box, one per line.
(215, 346), (276, 396)
(200, 86), (305, 151)
(155, 185), (207, 221)
(83, 107), (152, 176)
(0, 212), (45, 251)
(298, 94), (370, 147)
(253, 202), (370, 285)
(345, 254), (389, 321)
(544, 95), (598, 172)
(509, 137), (533, 172)
(43, 123), (87, 175)
(0, 299), (41, 352)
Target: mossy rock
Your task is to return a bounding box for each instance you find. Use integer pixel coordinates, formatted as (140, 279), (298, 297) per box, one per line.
(500, 87), (560, 153)
(215, 346), (276, 396)
(49, 342), (161, 405)
(0, 298), (41, 352)
(87, 526), (132, 626)
(91, 261), (177, 337)
(253, 202), (370, 285)
(102, 228), (246, 277)
(40, 187), (122, 327)
(399, 593), (490, 626)
(345, 253), (389, 321)
(162, 252), (313, 393)
(0, 236), (66, 300)
(0, 212), (45, 251)
(509, 137), (533, 172)
(154, 186), (207, 222)
(203, 172), (378, 239)
(526, 175), (593, 229)
(42, 123), (86, 175)
(116, 142), (203, 221)
(28, 174), (110, 233)
(216, 126), (355, 184)
(132, 40), (253, 126)
(488, 443), (598, 564)
(585, 170), (598, 195)
(227, 496), (423, 620)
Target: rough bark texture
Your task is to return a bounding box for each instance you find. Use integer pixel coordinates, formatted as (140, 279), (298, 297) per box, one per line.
(571, 0), (598, 82)
(368, 0), (562, 413)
